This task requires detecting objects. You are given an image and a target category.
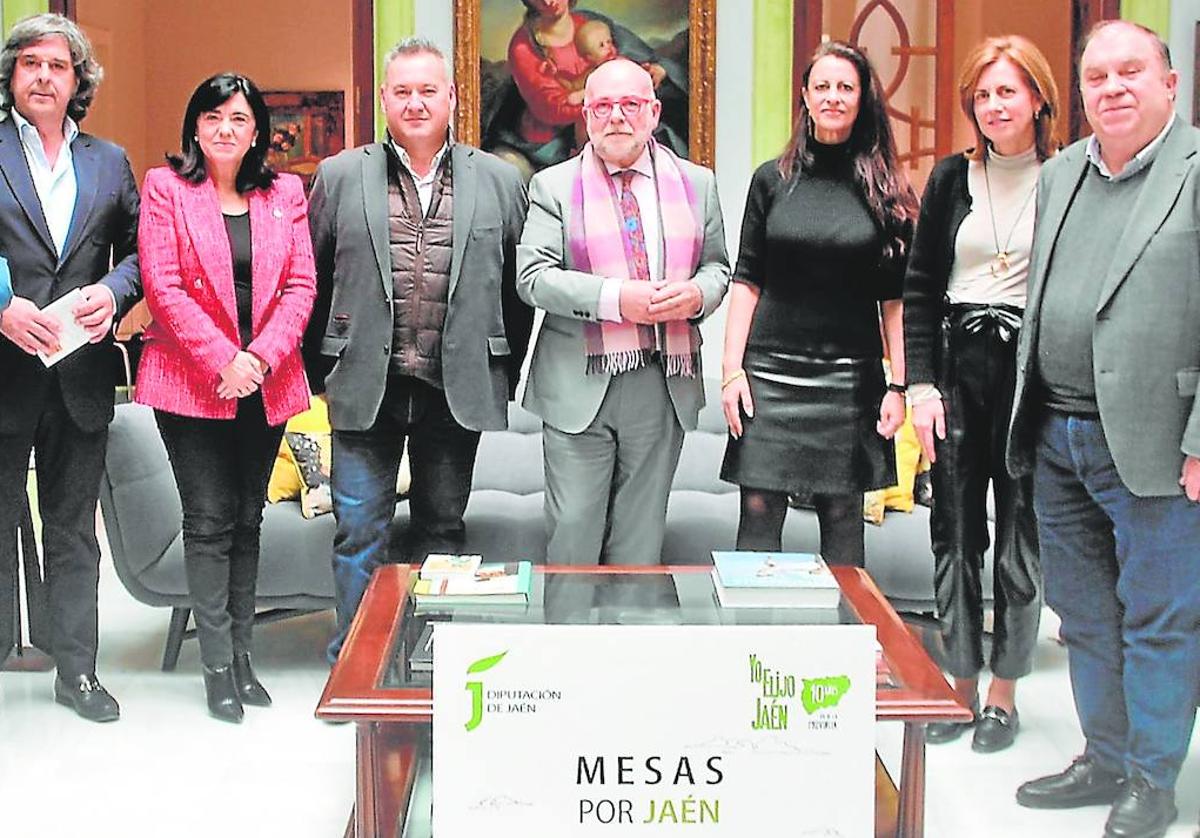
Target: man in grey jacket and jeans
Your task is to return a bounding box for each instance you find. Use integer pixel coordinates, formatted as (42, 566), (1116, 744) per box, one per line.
(303, 38), (530, 661)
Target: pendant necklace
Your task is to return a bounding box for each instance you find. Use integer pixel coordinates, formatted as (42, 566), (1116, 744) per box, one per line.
(983, 156), (1037, 277)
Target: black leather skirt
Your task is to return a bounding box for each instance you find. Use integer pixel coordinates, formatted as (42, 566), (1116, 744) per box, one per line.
(720, 349), (896, 495)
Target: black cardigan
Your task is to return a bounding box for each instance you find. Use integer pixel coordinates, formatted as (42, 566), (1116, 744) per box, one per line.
(902, 153), (972, 385)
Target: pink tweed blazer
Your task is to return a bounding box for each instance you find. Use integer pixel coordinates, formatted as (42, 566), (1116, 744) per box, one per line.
(136, 167), (316, 426)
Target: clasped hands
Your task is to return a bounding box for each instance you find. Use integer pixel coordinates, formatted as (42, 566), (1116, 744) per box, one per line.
(619, 279), (702, 325)
(0, 284), (114, 356)
(217, 351), (267, 400)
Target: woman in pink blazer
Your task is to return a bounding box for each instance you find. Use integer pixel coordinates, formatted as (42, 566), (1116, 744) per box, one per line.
(137, 73), (316, 723)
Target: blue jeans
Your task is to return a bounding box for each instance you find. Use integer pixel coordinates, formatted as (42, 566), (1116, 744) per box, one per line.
(1033, 412), (1200, 789)
(327, 377), (479, 662)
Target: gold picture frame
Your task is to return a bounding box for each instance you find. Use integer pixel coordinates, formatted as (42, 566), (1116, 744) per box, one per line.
(453, 0), (716, 175)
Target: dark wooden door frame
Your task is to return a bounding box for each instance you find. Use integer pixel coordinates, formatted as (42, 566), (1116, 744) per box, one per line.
(1068, 0), (1121, 141)
(792, 0), (955, 163)
(54, 0), (376, 147)
(352, 0), (375, 146)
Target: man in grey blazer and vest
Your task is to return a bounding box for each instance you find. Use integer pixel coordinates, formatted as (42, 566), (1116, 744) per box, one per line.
(518, 59), (729, 576)
(1007, 22), (1200, 838)
(303, 38), (531, 661)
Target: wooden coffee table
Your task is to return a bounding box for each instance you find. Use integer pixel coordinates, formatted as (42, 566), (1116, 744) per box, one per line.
(317, 564), (970, 838)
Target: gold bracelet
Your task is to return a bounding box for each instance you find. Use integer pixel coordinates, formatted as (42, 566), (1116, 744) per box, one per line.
(721, 369), (746, 389)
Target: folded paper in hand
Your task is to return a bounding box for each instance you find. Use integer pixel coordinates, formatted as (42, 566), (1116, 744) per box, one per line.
(38, 289), (91, 368)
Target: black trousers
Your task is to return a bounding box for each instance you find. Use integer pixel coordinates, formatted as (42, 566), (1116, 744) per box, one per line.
(0, 377), (107, 679)
(930, 312), (1041, 680)
(155, 394), (283, 668)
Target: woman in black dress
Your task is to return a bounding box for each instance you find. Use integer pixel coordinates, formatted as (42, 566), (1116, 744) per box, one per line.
(720, 41), (917, 566)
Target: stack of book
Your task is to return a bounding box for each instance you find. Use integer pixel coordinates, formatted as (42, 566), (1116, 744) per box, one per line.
(710, 551), (840, 609)
(412, 554), (534, 607)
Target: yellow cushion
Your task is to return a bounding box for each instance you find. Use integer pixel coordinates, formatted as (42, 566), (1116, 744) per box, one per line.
(880, 410), (922, 512)
(267, 397), (330, 503)
(863, 408), (922, 523)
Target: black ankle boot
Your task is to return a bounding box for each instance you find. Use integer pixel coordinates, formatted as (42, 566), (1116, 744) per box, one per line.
(232, 652), (272, 707)
(202, 664), (244, 723)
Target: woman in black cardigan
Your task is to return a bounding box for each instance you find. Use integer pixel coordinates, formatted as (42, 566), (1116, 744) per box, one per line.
(903, 36), (1060, 752)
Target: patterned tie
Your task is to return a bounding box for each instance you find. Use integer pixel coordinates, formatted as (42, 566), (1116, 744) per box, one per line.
(618, 170), (651, 282)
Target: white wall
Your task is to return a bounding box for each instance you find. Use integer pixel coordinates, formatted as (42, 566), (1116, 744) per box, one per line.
(415, 0), (757, 372)
(1171, 0), (1199, 124)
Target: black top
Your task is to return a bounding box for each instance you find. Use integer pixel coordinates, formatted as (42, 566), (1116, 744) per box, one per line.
(734, 141), (904, 358)
(224, 211), (253, 348)
(901, 153), (972, 385)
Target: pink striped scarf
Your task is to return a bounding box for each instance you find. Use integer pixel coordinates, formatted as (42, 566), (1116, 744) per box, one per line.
(569, 140), (702, 377)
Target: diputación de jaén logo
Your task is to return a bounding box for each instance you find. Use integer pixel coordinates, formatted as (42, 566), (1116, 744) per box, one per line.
(464, 650), (507, 732)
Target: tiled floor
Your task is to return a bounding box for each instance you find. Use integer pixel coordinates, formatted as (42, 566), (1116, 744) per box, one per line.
(2, 542), (1199, 837)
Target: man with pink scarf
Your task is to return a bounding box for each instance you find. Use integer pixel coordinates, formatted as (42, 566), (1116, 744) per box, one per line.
(517, 59), (729, 578)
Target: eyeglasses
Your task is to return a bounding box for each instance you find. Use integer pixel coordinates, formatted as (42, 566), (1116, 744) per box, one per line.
(584, 97), (652, 120)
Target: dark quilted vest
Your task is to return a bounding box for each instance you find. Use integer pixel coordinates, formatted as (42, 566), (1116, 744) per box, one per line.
(385, 147), (453, 387)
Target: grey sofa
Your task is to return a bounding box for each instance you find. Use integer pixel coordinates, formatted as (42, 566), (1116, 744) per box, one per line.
(100, 386), (967, 669)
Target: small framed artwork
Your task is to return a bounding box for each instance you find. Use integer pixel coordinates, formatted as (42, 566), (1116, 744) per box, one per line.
(262, 91), (346, 190)
(453, 0), (716, 180)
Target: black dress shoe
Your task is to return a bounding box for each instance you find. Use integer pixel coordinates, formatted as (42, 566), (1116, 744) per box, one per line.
(232, 652), (272, 707)
(1016, 755), (1125, 809)
(1104, 775), (1176, 838)
(54, 673), (120, 723)
(927, 695), (978, 744)
(202, 664), (244, 723)
(972, 705), (1019, 753)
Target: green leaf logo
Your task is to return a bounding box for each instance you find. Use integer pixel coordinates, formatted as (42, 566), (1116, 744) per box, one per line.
(467, 650), (508, 674)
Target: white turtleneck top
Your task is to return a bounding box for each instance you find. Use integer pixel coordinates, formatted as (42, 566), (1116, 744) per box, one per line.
(946, 146), (1041, 307)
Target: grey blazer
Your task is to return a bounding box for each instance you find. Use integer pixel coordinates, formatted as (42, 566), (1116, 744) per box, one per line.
(303, 142), (532, 432)
(517, 152), (730, 433)
(1007, 119), (1200, 496)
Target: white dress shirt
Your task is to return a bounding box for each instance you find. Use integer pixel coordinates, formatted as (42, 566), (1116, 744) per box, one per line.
(389, 138), (449, 216)
(12, 109), (78, 256)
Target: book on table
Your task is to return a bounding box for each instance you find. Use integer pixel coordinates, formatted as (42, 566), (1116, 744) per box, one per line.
(710, 551), (840, 609)
(412, 560), (534, 606)
(418, 553), (482, 580)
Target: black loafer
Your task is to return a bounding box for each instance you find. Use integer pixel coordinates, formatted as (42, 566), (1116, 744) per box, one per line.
(54, 673), (120, 723)
(972, 705), (1019, 753)
(1017, 755), (1125, 809)
(927, 695), (979, 744)
(1104, 775), (1176, 838)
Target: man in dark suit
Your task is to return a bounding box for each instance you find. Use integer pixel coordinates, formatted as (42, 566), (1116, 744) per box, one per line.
(303, 38), (531, 661)
(0, 14), (139, 721)
(1007, 21), (1200, 838)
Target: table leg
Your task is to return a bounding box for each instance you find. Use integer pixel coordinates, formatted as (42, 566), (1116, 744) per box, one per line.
(355, 722), (423, 838)
(896, 721), (926, 838)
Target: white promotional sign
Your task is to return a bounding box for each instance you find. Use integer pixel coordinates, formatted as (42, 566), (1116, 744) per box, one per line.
(433, 624), (876, 836)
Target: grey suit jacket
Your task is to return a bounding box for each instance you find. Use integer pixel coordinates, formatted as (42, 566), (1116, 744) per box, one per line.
(0, 116), (140, 434)
(303, 142), (532, 432)
(517, 151), (730, 433)
(1007, 119), (1200, 496)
